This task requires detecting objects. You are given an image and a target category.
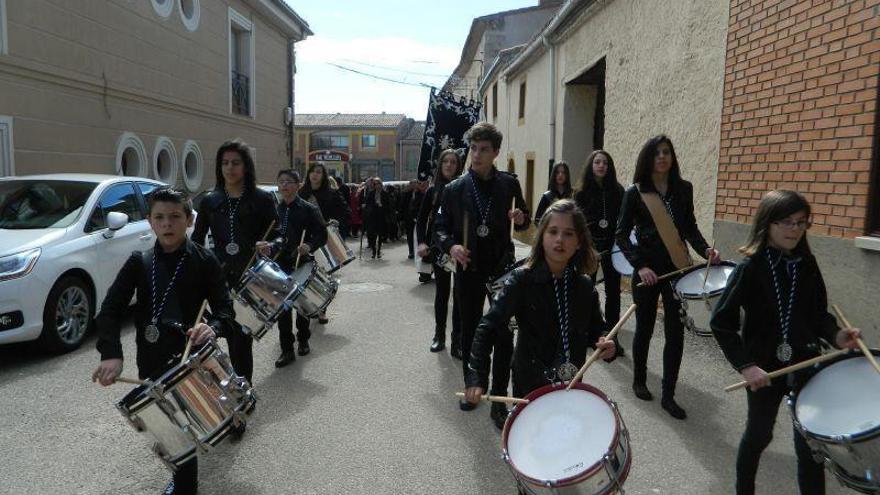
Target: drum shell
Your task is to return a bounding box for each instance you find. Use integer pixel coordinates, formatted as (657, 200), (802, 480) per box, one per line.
(236, 258), (298, 322)
(788, 349), (880, 491)
(503, 382), (632, 495)
(116, 342), (256, 470)
(318, 222), (355, 273)
(289, 261), (338, 317)
(673, 261), (737, 300)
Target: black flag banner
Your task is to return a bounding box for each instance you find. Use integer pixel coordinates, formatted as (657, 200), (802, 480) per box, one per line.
(417, 88), (482, 181)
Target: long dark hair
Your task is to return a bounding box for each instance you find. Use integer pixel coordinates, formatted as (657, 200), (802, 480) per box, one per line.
(548, 161), (572, 196)
(436, 149), (463, 187)
(301, 163), (329, 197)
(577, 150), (619, 193)
(527, 199), (598, 275)
(632, 135), (682, 188)
(215, 139), (257, 193)
(740, 190), (813, 257)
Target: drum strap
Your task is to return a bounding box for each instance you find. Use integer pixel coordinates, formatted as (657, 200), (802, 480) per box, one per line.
(638, 186), (691, 269)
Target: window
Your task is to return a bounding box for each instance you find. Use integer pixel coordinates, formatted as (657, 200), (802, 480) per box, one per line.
(492, 83), (498, 119)
(137, 182), (162, 215)
(518, 81), (527, 122)
(86, 183), (144, 232)
(115, 132), (147, 177)
(152, 137), (177, 183)
(180, 140), (204, 192)
(178, 0), (200, 31)
(361, 134), (377, 149)
(0, 115), (13, 176)
(405, 150), (418, 172)
(310, 134), (349, 150)
(229, 8), (254, 117)
(0, 0), (7, 55)
(151, 0), (173, 17)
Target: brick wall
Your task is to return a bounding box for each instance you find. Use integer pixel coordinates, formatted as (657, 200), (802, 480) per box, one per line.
(717, 0), (879, 238)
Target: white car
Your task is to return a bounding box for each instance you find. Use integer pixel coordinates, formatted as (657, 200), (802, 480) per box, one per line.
(0, 174), (168, 353)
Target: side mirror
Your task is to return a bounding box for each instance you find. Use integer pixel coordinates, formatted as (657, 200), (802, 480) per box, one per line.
(103, 211), (129, 238)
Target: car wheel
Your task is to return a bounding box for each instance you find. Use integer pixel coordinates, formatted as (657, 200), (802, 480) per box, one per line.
(38, 276), (93, 354)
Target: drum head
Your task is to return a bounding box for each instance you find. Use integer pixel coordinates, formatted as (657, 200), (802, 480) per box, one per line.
(795, 353), (880, 438)
(611, 245), (633, 277)
(674, 261), (736, 299)
(506, 387), (616, 482)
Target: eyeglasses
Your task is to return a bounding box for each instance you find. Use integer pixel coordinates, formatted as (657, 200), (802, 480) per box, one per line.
(277, 180), (299, 186)
(772, 219), (811, 230)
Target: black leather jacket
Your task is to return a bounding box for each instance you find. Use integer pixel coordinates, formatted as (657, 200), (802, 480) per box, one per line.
(615, 180), (709, 273)
(573, 182), (624, 250)
(270, 196), (327, 269)
(465, 260), (609, 397)
(192, 188), (278, 284)
(534, 188), (571, 224)
(302, 186), (351, 229)
(433, 168), (531, 276)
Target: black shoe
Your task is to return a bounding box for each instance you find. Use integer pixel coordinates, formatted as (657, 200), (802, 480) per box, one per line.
(408, 254), (414, 259)
(377, 251), (382, 259)
(632, 382), (653, 401)
(459, 399), (477, 411)
(161, 480), (175, 495)
(450, 345), (462, 360)
(490, 402), (509, 430)
(230, 421), (246, 440)
(429, 337), (445, 352)
(318, 316), (329, 325)
(662, 397), (687, 420)
(418, 273), (432, 283)
(298, 341), (311, 356)
(275, 350), (296, 368)
(371, 251), (376, 259)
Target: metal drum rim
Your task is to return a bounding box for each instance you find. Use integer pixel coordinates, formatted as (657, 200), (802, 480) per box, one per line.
(674, 260), (737, 300)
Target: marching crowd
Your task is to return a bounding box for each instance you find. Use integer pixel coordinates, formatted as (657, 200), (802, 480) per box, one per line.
(89, 122), (866, 495)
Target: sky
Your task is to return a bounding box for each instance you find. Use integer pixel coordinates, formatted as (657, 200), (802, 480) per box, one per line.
(285, 1), (538, 120)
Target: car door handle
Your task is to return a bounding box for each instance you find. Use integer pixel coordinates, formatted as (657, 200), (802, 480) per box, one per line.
(139, 234), (153, 241)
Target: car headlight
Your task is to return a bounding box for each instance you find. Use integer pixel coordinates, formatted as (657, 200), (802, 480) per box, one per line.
(0, 248), (41, 282)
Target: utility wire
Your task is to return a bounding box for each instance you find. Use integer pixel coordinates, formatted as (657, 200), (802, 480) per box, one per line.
(326, 62), (436, 88)
(340, 59), (450, 78)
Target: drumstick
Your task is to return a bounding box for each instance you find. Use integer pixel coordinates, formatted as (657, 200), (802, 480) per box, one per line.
(114, 376), (146, 386)
(635, 264), (697, 287)
(509, 197), (516, 238)
(832, 304), (880, 375)
(293, 230), (307, 269)
(724, 349), (850, 392)
(181, 299), (209, 364)
(454, 392), (529, 405)
(567, 303), (637, 390)
(240, 220), (277, 279)
(701, 241), (716, 294)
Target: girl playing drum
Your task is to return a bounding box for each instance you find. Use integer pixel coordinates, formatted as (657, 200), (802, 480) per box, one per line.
(710, 189), (861, 495)
(463, 200), (616, 410)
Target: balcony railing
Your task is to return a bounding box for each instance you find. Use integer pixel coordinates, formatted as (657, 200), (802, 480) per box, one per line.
(231, 70), (250, 115)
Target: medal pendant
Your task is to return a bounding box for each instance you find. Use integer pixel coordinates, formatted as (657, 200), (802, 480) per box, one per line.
(144, 324), (160, 344)
(225, 242), (240, 256)
(557, 362), (578, 382)
(599, 219), (609, 229)
(776, 342), (793, 362)
(476, 224), (490, 238)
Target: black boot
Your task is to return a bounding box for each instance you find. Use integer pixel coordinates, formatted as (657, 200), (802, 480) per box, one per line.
(662, 396), (687, 420)
(632, 381), (653, 401)
(430, 328), (445, 352)
(490, 402), (509, 430)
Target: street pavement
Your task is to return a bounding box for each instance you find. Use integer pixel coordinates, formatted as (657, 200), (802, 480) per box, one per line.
(0, 239), (852, 494)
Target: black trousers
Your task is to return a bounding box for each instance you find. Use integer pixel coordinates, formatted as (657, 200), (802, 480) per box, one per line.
(736, 378), (824, 495)
(631, 272), (684, 398)
(277, 308), (311, 352)
(433, 266), (460, 345)
(595, 252), (621, 331)
(455, 270), (513, 396)
(227, 324), (254, 383)
(405, 221), (415, 256)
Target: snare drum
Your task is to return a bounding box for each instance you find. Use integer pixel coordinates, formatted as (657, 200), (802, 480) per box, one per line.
(318, 220), (355, 273)
(673, 261), (736, 300)
(503, 382), (632, 494)
(236, 257), (298, 339)
(789, 350), (880, 493)
(611, 231), (638, 277)
(436, 253), (456, 273)
(116, 340), (256, 470)
(289, 259), (338, 318)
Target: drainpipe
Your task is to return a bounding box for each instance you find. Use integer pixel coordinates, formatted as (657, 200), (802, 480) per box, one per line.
(288, 40), (296, 171)
(543, 35), (556, 175)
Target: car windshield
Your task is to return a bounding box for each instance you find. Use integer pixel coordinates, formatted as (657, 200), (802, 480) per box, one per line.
(0, 180), (97, 229)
